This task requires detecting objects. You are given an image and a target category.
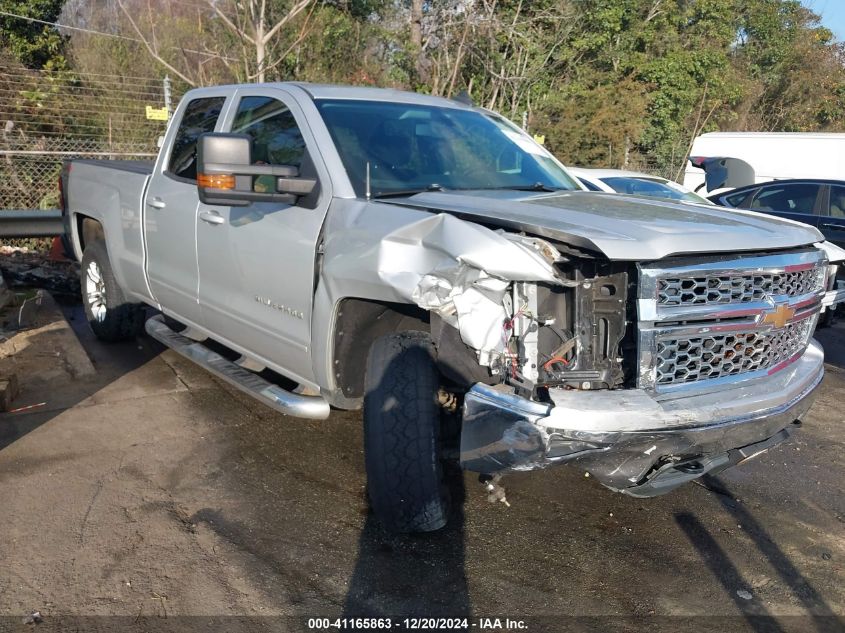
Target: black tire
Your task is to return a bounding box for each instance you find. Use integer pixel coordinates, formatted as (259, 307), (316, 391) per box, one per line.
(80, 240), (145, 342)
(363, 331), (450, 533)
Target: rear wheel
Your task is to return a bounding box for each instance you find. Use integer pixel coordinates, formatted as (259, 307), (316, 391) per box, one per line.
(363, 331), (451, 533)
(80, 240), (145, 342)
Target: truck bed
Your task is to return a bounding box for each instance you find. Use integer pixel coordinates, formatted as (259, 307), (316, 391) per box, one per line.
(66, 158), (155, 303)
(71, 159), (154, 175)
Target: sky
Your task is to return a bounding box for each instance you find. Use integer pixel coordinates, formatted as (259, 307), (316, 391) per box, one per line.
(803, 0), (845, 42)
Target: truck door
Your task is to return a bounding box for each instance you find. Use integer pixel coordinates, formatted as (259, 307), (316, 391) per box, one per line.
(195, 88), (331, 385)
(144, 94), (229, 326)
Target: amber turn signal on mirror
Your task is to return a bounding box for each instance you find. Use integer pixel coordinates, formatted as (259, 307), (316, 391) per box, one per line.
(197, 173), (236, 190)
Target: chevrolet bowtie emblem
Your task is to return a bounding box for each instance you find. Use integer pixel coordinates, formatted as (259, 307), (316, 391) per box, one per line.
(761, 303), (796, 328)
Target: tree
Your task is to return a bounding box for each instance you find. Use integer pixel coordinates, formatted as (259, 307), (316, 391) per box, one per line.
(535, 78), (649, 167)
(205, 0), (316, 82)
(16, 0), (845, 179)
(733, 0), (845, 131)
(0, 0), (66, 69)
(93, 0), (317, 86)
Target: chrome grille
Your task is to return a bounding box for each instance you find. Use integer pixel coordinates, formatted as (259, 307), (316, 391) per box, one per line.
(657, 268), (825, 307)
(655, 316), (814, 386)
(639, 251), (826, 394)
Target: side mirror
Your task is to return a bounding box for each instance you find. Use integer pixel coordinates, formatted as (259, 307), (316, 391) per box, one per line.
(689, 156), (755, 193)
(196, 133), (317, 206)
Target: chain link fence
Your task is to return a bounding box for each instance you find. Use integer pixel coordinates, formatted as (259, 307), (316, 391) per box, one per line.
(1, 144), (158, 211)
(0, 62), (176, 247)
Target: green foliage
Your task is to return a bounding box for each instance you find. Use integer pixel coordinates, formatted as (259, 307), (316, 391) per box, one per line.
(2, 0), (843, 176)
(277, 4), (390, 84)
(536, 78), (649, 167)
(0, 0), (66, 68)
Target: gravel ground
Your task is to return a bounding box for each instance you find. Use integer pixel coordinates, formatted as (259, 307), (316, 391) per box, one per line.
(0, 303), (842, 633)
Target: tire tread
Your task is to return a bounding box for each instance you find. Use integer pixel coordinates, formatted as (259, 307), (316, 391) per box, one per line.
(364, 331), (449, 533)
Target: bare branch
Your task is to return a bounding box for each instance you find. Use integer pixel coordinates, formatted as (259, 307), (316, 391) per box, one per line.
(207, 0), (256, 44)
(249, 18), (314, 80)
(117, 0), (197, 86)
(262, 0), (314, 45)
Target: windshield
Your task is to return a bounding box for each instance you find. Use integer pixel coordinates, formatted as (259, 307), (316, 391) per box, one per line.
(315, 99), (581, 197)
(601, 176), (710, 204)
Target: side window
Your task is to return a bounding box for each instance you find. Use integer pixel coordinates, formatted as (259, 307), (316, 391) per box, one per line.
(724, 188), (757, 208)
(750, 184), (822, 215)
(232, 96), (307, 194)
(232, 96), (306, 168)
(829, 186), (845, 219)
(168, 97), (226, 181)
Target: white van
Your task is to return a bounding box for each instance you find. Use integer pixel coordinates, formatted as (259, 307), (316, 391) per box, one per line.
(682, 132), (845, 193)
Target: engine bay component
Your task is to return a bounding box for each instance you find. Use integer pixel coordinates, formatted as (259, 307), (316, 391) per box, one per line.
(503, 272), (630, 393)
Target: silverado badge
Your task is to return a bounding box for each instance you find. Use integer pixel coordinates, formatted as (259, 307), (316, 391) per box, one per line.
(254, 295), (304, 319)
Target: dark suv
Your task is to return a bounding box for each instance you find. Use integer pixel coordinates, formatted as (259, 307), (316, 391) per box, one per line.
(709, 179), (845, 248)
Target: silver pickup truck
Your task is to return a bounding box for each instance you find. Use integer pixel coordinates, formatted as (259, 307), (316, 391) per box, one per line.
(61, 83), (845, 533)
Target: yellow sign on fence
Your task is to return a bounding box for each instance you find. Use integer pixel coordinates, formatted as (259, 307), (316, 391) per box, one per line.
(145, 106), (169, 121)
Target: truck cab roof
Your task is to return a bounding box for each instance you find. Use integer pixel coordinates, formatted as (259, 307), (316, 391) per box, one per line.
(183, 82), (477, 110)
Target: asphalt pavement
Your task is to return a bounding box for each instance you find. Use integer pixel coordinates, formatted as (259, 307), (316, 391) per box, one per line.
(0, 303), (842, 633)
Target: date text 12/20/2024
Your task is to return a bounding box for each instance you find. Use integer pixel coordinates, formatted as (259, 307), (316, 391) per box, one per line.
(307, 618), (528, 630)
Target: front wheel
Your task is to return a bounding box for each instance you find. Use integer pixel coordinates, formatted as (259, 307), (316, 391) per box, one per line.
(80, 240), (145, 342)
(363, 331), (451, 533)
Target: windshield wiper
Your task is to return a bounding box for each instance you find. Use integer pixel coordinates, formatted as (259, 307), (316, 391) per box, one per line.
(452, 182), (566, 193)
(371, 184), (446, 199)
(489, 182), (565, 192)
(371, 182), (567, 198)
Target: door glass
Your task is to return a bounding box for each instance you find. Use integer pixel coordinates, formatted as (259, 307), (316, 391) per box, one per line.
(749, 184), (821, 215)
(724, 188), (757, 208)
(231, 96), (307, 195)
(829, 186), (845, 219)
(167, 97), (226, 181)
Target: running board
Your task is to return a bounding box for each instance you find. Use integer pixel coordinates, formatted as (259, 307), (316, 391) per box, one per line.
(145, 315), (330, 420)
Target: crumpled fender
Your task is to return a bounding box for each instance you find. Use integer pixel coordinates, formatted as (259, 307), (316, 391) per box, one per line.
(315, 203), (573, 403)
(373, 213), (566, 361)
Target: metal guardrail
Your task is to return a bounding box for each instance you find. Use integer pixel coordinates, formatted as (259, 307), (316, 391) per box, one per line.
(0, 210), (65, 238)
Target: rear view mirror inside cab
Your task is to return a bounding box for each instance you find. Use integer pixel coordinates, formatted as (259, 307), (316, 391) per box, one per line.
(196, 133), (317, 206)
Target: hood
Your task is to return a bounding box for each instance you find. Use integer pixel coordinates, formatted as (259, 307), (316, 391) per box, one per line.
(391, 190), (822, 260)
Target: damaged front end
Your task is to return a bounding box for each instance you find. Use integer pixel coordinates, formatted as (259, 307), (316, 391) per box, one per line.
(395, 214), (634, 397)
(457, 246), (826, 497)
(364, 212), (827, 498)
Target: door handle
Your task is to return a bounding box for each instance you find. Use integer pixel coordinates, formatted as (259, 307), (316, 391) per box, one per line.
(147, 197), (166, 209)
(199, 210), (225, 225)
(820, 222), (841, 229)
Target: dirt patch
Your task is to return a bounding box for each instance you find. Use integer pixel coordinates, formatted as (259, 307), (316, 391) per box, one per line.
(0, 290), (94, 413)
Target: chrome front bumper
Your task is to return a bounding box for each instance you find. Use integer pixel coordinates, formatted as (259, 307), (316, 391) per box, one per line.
(460, 340), (824, 497)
